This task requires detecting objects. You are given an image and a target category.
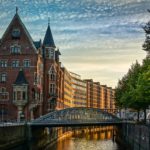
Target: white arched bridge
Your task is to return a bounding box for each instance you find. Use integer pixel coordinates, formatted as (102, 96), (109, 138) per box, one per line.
(30, 107), (122, 127)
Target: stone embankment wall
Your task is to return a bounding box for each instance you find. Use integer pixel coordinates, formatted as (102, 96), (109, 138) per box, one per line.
(117, 123), (150, 150)
(0, 124), (26, 150)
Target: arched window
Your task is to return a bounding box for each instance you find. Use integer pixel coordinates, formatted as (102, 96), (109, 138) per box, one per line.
(49, 65), (56, 81)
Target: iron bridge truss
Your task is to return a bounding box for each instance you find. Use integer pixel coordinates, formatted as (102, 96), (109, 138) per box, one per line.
(31, 107), (121, 127)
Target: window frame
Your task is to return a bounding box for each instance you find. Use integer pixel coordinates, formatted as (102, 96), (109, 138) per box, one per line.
(10, 45), (21, 54)
(23, 59), (30, 67)
(49, 83), (56, 95)
(12, 60), (19, 67)
(0, 60), (7, 67)
(0, 73), (7, 83)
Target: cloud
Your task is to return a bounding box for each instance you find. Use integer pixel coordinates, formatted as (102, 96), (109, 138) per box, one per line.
(0, 0), (148, 87)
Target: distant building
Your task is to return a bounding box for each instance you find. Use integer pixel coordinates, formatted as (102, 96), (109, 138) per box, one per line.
(100, 85), (107, 109)
(84, 80), (115, 111)
(84, 79), (101, 108)
(61, 67), (73, 108)
(70, 72), (86, 107)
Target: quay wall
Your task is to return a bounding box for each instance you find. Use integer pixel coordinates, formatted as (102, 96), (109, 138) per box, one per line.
(117, 123), (150, 150)
(0, 124), (26, 150)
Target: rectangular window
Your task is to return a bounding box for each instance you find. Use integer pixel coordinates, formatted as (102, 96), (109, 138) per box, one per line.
(0, 93), (9, 101)
(17, 91), (21, 100)
(10, 45), (21, 54)
(23, 59), (30, 67)
(0, 73), (7, 82)
(49, 49), (55, 59)
(12, 60), (19, 67)
(49, 83), (56, 95)
(0, 87), (6, 93)
(0, 60), (7, 67)
(0, 87), (9, 100)
(23, 91), (26, 100)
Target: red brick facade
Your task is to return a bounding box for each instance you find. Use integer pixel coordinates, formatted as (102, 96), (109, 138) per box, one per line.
(0, 11), (62, 121)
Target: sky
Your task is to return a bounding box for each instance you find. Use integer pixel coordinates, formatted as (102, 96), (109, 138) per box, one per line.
(0, 0), (149, 88)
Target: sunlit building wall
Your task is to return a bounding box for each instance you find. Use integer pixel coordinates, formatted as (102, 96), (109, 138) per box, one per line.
(100, 85), (107, 109)
(61, 67), (73, 108)
(84, 80), (101, 108)
(70, 72), (87, 107)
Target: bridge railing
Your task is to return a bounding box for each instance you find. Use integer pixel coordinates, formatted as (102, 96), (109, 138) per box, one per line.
(31, 107), (121, 125)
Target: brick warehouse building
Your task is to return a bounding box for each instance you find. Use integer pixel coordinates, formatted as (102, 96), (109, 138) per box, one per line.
(0, 9), (115, 122)
(0, 9), (63, 121)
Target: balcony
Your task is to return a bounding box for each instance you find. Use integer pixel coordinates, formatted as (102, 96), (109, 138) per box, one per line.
(13, 99), (28, 107)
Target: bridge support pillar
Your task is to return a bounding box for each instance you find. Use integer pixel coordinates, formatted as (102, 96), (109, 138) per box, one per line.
(26, 124), (32, 142)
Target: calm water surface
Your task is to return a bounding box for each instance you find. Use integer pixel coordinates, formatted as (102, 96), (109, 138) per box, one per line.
(11, 126), (124, 150)
(47, 127), (123, 150)
(49, 137), (122, 150)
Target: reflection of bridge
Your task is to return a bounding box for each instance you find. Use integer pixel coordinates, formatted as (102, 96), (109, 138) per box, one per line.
(31, 107), (122, 127)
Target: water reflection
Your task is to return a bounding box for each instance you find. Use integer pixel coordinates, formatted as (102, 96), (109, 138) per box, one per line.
(10, 126), (124, 150)
(46, 126), (123, 150)
(50, 138), (120, 150)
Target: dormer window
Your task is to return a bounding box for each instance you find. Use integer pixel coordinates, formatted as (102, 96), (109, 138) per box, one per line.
(10, 45), (21, 54)
(12, 28), (20, 39)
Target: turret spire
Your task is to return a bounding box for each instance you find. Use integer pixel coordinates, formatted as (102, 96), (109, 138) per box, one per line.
(48, 17), (50, 26)
(43, 18), (56, 48)
(16, 6), (18, 14)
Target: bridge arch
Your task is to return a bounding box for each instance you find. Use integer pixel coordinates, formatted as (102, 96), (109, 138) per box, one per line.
(32, 108), (120, 126)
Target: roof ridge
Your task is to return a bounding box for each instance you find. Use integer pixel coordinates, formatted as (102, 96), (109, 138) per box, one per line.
(1, 12), (37, 52)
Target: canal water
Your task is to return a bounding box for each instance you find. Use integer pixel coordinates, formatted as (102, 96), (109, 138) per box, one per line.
(48, 136), (122, 150)
(11, 126), (125, 150)
(45, 126), (124, 150)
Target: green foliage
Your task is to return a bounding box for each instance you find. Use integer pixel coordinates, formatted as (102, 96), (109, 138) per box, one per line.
(115, 57), (150, 111)
(143, 21), (150, 53)
(115, 14), (150, 122)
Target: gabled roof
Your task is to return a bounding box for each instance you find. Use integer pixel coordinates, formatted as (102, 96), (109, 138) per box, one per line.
(43, 24), (56, 48)
(14, 70), (28, 85)
(1, 10), (37, 51)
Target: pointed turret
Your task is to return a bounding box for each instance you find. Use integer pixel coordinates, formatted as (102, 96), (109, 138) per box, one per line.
(43, 20), (56, 48)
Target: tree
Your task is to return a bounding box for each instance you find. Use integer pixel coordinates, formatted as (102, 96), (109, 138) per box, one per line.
(115, 59), (150, 122)
(135, 58), (150, 122)
(143, 11), (150, 55)
(115, 11), (150, 123)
